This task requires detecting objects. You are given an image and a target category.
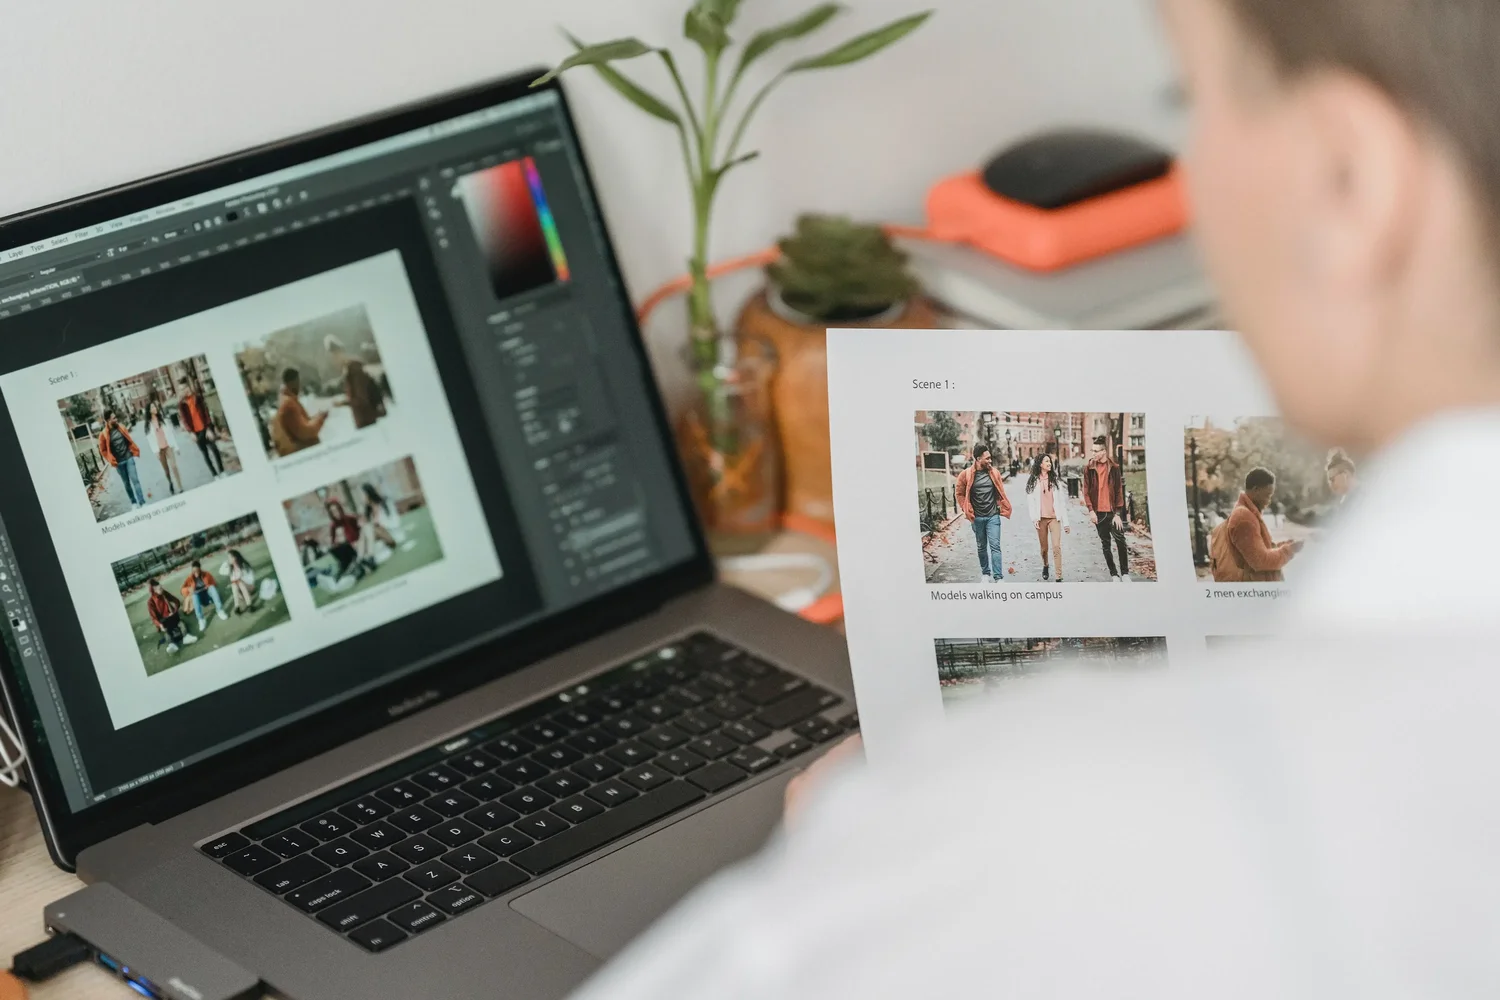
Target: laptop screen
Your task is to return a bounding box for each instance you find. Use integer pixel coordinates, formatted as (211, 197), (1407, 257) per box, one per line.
(0, 83), (700, 819)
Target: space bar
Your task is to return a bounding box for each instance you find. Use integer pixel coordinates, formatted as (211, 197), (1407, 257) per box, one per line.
(511, 782), (706, 875)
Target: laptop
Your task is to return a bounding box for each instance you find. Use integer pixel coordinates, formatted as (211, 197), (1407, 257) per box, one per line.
(0, 69), (854, 998)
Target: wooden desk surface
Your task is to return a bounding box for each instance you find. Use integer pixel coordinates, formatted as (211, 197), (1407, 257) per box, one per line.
(0, 530), (840, 999)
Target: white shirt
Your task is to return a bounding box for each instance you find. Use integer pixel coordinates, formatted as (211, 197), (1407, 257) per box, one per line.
(569, 411), (1500, 999)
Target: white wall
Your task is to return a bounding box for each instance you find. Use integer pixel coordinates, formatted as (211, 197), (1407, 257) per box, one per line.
(0, 0), (1182, 304)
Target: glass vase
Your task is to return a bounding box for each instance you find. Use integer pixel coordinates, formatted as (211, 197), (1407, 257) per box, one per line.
(676, 335), (781, 537)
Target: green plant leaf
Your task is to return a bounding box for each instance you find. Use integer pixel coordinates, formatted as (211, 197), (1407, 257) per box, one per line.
(684, 7), (732, 56)
(714, 150), (761, 179)
(532, 37), (659, 86)
(734, 4), (843, 82)
(698, 0), (743, 28)
(540, 33), (682, 126)
(786, 11), (932, 72)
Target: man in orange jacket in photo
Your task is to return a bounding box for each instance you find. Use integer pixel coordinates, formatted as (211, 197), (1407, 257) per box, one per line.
(954, 442), (1012, 584)
(96, 407), (145, 510)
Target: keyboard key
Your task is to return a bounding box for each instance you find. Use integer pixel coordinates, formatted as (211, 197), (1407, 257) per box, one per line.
(775, 738), (815, 759)
(722, 719), (771, 745)
(476, 828), (535, 857)
(286, 868), (372, 912)
(707, 696), (754, 721)
(390, 805), (443, 834)
(566, 729), (616, 754)
(388, 900), (446, 934)
(465, 861), (529, 898)
(440, 844), (499, 875)
(656, 749), (706, 775)
(534, 744), (585, 768)
(687, 733), (738, 759)
(427, 792), (480, 818)
(500, 786), (556, 814)
(447, 750), (498, 776)
(688, 761), (749, 794)
(728, 747), (778, 773)
(388, 900), (445, 934)
(537, 772), (588, 798)
(793, 719), (843, 743)
(641, 725), (688, 752)
(428, 818), (484, 849)
(669, 685), (708, 708)
(302, 812), (358, 842)
(348, 918), (406, 953)
(255, 855), (331, 894)
(495, 759), (549, 785)
(602, 714), (650, 739)
(317, 879), (421, 932)
(465, 802), (521, 831)
(413, 765), (463, 793)
(621, 765), (671, 792)
(511, 782), (705, 876)
(516, 812), (570, 840)
(403, 860), (460, 891)
(638, 698), (682, 723)
(312, 838), (369, 867)
(551, 794), (605, 823)
(741, 674), (808, 706)
(673, 709), (719, 735)
(429, 883), (486, 916)
(391, 835), (446, 865)
(555, 706), (600, 729)
(459, 773), (514, 802)
(519, 721), (571, 745)
(698, 670), (742, 693)
(223, 844), (280, 877)
(350, 821), (404, 852)
(202, 833), (250, 859)
(262, 827), (319, 858)
(571, 756), (622, 781)
(353, 851), (410, 882)
(734, 656), (776, 678)
(584, 691), (631, 715)
(483, 735), (536, 760)
(605, 741), (652, 766)
(375, 781), (426, 808)
(340, 797), (393, 825)
(835, 710), (859, 730)
(757, 688), (841, 730)
(584, 779), (639, 808)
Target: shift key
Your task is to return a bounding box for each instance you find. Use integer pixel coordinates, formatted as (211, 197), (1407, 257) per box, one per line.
(755, 687), (841, 730)
(316, 878), (421, 932)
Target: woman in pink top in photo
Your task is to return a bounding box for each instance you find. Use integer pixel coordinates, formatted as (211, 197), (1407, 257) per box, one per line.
(1024, 453), (1071, 582)
(145, 394), (183, 494)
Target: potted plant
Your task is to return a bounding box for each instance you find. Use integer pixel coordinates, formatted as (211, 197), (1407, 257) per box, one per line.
(535, 1), (932, 532)
(738, 214), (938, 524)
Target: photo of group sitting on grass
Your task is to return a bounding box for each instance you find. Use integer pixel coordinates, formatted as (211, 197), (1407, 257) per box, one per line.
(112, 513), (289, 676)
(282, 456), (443, 607)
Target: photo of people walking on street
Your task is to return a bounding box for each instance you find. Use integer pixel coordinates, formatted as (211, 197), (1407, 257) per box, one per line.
(1184, 416), (1357, 582)
(57, 355), (243, 523)
(915, 411), (1156, 583)
(234, 304), (395, 461)
(282, 456), (442, 607)
(935, 636), (1167, 707)
(111, 513), (289, 677)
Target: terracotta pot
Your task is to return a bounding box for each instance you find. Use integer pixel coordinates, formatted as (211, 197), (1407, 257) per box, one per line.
(736, 287), (939, 525)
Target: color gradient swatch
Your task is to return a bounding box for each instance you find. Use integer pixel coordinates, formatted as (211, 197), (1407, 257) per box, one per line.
(457, 156), (570, 302)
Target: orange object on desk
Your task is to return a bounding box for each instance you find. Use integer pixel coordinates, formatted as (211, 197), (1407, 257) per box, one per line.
(925, 164), (1189, 271)
(0, 970), (27, 1000)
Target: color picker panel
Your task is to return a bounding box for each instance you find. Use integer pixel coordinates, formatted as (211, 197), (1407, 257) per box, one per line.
(457, 157), (568, 301)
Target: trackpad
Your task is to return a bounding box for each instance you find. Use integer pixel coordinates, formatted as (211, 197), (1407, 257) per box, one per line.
(511, 773), (791, 960)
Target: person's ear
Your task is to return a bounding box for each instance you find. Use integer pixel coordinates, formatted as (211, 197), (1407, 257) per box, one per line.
(1294, 68), (1424, 293)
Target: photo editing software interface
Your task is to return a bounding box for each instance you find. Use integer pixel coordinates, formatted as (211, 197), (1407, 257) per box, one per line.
(0, 89), (697, 813)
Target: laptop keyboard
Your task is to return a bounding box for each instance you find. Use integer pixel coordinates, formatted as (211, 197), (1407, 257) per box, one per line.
(198, 632), (856, 952)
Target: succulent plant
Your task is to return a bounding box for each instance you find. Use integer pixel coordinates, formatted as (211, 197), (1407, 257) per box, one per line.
(768, 214), (921, 322)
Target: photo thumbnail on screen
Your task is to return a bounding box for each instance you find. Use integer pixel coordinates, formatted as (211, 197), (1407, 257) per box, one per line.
(58, 355), (242, 523)
(915, 411), (1156, 584)
(283, 456), (443, 607)
(455, 156), (571, 302)
(1184, 416), (1358, 583)
(934, 636), (1167, 708)
(112, 513), (289, 677)
(235, 304), (394, 462)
